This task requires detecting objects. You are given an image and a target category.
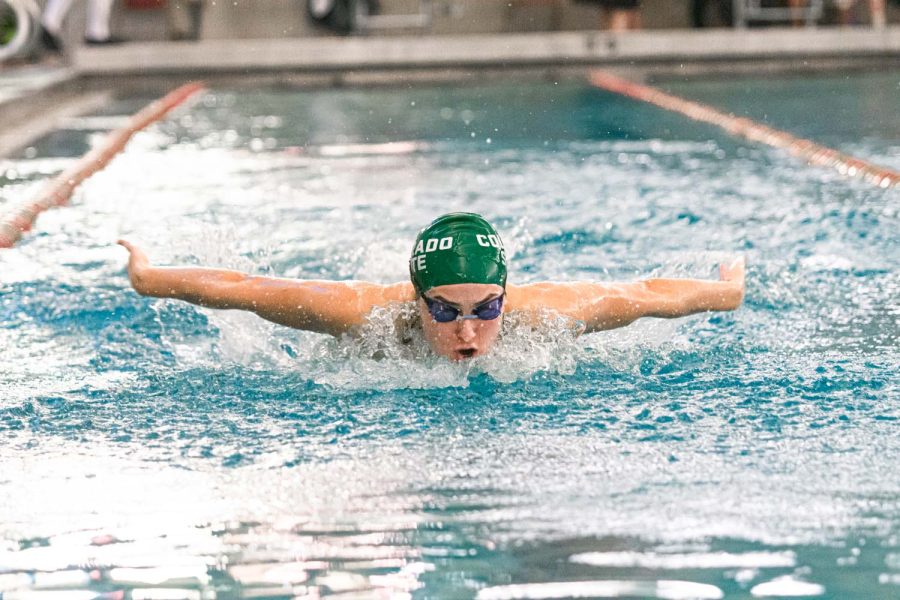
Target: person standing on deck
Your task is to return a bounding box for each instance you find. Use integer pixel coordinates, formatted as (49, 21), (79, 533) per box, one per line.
(40, 0), (118, 50)
(574, 0), (642, 31)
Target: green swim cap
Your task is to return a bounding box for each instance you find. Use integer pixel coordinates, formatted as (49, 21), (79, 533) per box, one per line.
(409, 213), (507, 294)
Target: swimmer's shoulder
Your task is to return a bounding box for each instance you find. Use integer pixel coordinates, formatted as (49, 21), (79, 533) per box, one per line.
(344, 282), (419, 345)
(343, 281), (415, 308)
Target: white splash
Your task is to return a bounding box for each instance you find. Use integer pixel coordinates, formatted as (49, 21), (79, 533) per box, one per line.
(750, 576), (826, 597)
(310, 304), (588, 390)
(570, 550), (796, 569)
(477, 579), (724, 600)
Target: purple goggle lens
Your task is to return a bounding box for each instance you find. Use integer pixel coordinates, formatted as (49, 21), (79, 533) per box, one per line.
(423, 294), (505, 323)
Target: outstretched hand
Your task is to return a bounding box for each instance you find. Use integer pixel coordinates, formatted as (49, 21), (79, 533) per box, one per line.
(117, 239), (151, 293)
(719, 256), (744, 282)
(718, 256), (745, 303)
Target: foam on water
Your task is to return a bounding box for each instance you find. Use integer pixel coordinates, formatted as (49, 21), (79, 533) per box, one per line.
(477, 580), (727, 599)
(569, 550), (797, 569)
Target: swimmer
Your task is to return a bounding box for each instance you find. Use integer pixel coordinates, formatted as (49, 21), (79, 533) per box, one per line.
(119, 212), (744, 361)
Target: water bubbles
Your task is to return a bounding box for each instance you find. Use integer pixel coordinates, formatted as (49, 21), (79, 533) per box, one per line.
(222, 129), (239, 144)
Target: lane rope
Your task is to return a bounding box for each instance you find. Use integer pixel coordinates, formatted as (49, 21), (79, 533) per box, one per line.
(0, 82), (206, 249)
(588, 71), (899, 190)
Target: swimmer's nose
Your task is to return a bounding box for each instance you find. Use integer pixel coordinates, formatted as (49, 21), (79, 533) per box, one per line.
(456, 318), (477, 342)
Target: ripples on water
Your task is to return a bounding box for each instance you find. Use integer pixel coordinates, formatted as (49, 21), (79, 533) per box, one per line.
(1, 74), (898, 598)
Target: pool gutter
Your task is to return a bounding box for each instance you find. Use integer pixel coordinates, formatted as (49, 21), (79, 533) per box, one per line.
(69, 27), (900, 79)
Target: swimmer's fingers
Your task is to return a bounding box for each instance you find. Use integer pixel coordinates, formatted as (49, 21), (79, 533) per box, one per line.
(117, 239), (152, 291)
(117, 239), (149, 267)
(117, 239), (138, 254)
(718, 256), (745, 285)
(719, 257), (745, 308)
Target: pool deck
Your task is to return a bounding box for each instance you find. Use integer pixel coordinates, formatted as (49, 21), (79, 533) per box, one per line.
(1, 26), (898, 157)
(0, 65), (112, 158)
(70, 26), (900, 78)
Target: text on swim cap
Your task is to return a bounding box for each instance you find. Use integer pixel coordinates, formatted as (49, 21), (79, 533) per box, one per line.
(476, 234), (502, 248)
(410, 234), (505, 275)
(411, 236), (453, 272)
(413, 237), (454, 255)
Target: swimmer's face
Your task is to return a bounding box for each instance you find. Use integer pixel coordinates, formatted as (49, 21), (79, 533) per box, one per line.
(418, 283), (505, 361)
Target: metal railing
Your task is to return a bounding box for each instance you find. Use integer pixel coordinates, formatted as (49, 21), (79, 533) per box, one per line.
(307, 0), (435, 35)
(356, 0), (433, 33)
(0, 0), (41, 62)
(733, 0), (824, 28)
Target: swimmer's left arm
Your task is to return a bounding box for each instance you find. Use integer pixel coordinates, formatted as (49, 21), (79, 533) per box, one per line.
(508, 257), (745, 333)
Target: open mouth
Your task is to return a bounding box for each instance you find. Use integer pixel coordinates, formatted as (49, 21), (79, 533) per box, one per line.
(456, 348), (477, 359)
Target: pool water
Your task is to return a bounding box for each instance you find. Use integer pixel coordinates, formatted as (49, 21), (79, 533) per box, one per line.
(0, 72), (898, 599)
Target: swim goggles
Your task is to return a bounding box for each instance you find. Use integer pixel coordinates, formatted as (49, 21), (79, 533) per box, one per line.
(422, 293), (505, 323)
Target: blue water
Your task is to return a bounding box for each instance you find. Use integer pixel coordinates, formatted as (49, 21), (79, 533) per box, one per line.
(1, 72), (898, 599)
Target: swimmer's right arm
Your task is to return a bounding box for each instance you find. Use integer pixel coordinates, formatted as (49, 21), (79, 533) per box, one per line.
(118, 241), (414, 336)
(507, 257), (745, 333)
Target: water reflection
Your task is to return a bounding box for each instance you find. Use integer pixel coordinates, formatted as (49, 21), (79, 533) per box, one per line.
(7, 522), (894, 598)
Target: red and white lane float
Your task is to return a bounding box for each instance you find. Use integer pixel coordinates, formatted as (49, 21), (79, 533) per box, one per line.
(589, 71), (899, 190)
(0, 82), (205, 249)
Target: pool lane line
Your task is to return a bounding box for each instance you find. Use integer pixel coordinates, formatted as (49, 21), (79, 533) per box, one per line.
(588, 71), (899, 190)
(0, 82), (206, 249)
